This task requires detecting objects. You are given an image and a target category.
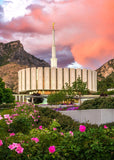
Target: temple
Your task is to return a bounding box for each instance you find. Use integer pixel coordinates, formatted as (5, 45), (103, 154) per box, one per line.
(18, 24), (97, 94)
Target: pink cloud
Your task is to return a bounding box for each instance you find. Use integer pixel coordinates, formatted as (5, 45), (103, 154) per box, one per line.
(0, 0), (114, 69)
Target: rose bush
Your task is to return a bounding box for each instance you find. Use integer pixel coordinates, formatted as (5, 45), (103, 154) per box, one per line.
(0, 102), (113, 160)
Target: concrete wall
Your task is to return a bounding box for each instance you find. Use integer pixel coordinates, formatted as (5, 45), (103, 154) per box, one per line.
(31, 67), (36, 90)
(60, 109), (114, 125)
(18, 67), (97, 93)
(44, 67), (50, 90)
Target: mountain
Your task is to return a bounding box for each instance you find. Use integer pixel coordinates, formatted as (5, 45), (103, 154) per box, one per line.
(0, 40), (50, 67)
(0, 40), (50, 93)
(96, 59), (114, 81)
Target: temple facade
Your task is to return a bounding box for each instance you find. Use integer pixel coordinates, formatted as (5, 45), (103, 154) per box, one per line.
(18, 67), (97, 94)
(18, 24), (97, 94)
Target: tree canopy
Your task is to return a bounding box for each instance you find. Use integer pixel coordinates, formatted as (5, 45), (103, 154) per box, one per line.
(0, 78), (14, 104)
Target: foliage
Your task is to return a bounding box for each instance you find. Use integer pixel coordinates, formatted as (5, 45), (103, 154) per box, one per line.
(10, 115), (32, 134)
(0, 103), (15, 109)
(79, 97), (114, 110)
(0, 103), (114, 159)
(0, 78), (15, 104)
(47, 78), (88, 105)
(47, 91), (66, 105)
(97, 76), (114, 93)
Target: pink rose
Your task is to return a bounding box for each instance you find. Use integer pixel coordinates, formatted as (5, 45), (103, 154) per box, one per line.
(53, 128), (57, 131)
(49, 146), (56, 153)
(15, 146), (24, 154)
(69, 131), (73, 136)
(10, 133), (15, 136)
(0, 115), (3, 120)
(60, 132), (64, 136)
(79, 125), (86, 132)
(4, 114), (10, 119)
(0, 140), (3, 146)
(39, 125), (43, 130)
(31, 137), (39, 143)
(104, 125), (108, 129)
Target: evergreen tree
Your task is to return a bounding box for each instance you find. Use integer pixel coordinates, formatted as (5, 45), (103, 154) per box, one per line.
(0, 78), (14, 104)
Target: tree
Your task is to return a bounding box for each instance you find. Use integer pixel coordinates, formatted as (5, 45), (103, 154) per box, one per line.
(0, 78), (14, 104)
(72, 77), (88, 105)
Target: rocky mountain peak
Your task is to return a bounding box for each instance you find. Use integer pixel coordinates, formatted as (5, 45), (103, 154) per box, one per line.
(96, 59), (114, 80)
(0, 40), (50, 67)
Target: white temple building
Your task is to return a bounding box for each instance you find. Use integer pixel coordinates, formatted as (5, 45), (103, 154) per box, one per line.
(18, 24), (97, 94)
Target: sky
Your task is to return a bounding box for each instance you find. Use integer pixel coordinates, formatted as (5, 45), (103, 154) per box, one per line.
(0, 0), (114, 70)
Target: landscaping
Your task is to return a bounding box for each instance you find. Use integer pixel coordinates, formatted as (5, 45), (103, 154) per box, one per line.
(0, 102), (114, 160)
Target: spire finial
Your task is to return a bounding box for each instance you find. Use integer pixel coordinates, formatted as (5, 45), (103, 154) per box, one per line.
(52, 22), (55, 30)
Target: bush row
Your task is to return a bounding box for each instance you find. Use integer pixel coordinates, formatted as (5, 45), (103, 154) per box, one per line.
(79, 97), (114, 110)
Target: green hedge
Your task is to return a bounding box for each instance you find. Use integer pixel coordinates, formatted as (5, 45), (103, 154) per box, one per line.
(0, 103), (15, 109)
(0, 103), (114, 160)
(79, 97), (114, 110)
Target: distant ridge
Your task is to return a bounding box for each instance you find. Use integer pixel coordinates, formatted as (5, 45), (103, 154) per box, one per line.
(0, 40), (50, 93)
(0, 40), (50, 67)
(96, 59), (114, 80)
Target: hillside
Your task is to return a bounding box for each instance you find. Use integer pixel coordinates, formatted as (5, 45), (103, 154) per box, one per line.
(0, 40), (50, 67)
(0, 40), (50, 93)
(96, 59), (114, 80)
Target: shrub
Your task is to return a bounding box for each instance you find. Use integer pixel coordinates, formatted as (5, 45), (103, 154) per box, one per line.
(0, 103), (15, 109)
(10, 115), (32, 134)
(79, 97), (114, 110)
(0, 78), (15, 104)
(0, 103), (114, 159)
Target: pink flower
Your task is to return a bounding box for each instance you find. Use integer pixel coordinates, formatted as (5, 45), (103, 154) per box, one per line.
(8, 143), (21, 150)
(104, 125), (108, 129)
(0, 140), (3, 146)
(79, 125), (86, 132)
(32, 124), (34, 126)
(10, 133), (15, 136)
(39, 125), (43, 130)
(15, 146), (24, 154)
(60, 132), (64, 136)
(34, 119), (38, 122)
(0, 115), (3, 120)
(69, 131), (73, 136)
(21, 109), (24, 111)
(31, 137), (39, 143)
(53, 128), (57, 131)
(32, 116), (35, 119)
(49, 146), (56, 153)
(8, 144), (16, 150)
(38, 116), (40, 118)
(4, 114), (10, 119)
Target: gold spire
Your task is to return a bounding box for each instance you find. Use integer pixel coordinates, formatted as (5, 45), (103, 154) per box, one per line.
(52, 22), (55, 30)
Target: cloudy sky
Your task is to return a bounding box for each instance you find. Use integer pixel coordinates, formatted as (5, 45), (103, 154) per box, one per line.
(0, 0), (114, 69)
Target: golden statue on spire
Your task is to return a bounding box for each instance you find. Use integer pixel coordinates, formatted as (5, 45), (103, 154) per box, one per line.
(52, 22), (55, 30)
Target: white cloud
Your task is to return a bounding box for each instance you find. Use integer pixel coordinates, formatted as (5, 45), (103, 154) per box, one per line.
(67, 61), (83, 69)
(2, 0), (34, 21)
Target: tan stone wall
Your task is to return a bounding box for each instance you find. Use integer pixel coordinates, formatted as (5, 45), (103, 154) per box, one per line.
(26, 68), (30, 91)
(76, 68), (81, 79)
(57, 68), (63, 90)
(31, 67), (36, 90)
(70, 68), (75, 86)
(37, 67), (43, 90)
(44, 67), (50, 90)
(18, 70), (22, 92)
(21, 69), (25, 91)
(64, 68), (69, 86)
(18, 67), (97, 93)
(51, 68), (56, 90)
